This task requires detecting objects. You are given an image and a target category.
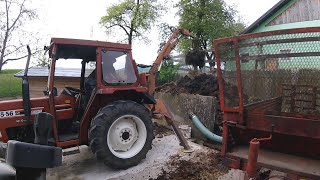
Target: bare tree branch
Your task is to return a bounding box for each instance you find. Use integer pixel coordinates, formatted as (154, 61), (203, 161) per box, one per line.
(3, 48), (40, 64)
(116, 24), (130, 37)
(8, 0), (26, 31)
(0, 0), (38, 71)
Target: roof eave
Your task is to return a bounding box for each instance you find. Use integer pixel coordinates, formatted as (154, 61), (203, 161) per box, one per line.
(50, 38), (132, 50)
(241, 0), (291, 34)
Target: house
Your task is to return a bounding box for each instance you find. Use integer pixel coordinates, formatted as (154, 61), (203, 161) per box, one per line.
(15, 67), (94, 97)
(242, 0), (320, 34)
(219, 0), (320, 102)
(234, 0), (320, 71)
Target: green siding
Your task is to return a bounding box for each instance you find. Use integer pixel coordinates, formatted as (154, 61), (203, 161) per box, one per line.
(254, 19), (320, 33)
(236, 0), (320, 70)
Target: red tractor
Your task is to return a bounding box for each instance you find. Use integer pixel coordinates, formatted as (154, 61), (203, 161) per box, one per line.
(0, 28), (192, 169)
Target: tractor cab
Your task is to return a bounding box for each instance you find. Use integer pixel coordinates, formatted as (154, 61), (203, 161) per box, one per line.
(48, 38), (139, 96)
(43, 38), (151, 144)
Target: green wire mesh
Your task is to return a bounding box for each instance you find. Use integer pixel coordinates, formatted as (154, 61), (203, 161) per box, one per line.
(216, 31), (320, 115)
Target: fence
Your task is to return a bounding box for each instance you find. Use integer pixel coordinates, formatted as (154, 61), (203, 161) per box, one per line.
(215, 27), (320, 115)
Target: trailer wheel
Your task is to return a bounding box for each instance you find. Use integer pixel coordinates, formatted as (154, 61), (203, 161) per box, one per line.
(89, 100), (154, 169)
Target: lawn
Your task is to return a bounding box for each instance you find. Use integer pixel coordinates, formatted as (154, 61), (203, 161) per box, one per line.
(0, 69), (22, 98)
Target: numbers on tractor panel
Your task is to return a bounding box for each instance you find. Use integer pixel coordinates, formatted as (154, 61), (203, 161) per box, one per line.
(0, 110), (15, 117)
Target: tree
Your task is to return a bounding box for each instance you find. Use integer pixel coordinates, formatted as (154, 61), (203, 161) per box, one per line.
(34, 54), (49, 67)
(158, 58), (180, 85)
(177, 0), (245, 65)
(100, 0), (163, 45)
(0, 0), (38, 71)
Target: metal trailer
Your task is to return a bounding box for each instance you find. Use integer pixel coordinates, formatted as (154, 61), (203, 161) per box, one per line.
(214, 27), (320, 179)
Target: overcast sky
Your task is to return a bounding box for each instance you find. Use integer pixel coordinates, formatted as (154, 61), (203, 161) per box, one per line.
(5, 0), (280, 69)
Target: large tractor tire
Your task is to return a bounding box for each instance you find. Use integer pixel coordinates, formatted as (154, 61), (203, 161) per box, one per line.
(89, 100), (154, 169)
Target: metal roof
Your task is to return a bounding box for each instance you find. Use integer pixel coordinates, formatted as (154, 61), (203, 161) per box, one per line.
(241, 0), (291, 34)
(51, 38), (131, 50)
(15, 67), (94, 78)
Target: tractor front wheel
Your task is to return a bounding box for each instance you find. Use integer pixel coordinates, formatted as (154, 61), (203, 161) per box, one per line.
(89, 100), (154, 169)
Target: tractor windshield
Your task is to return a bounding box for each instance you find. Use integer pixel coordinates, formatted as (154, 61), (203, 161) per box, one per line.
(101, 50), (137, 84)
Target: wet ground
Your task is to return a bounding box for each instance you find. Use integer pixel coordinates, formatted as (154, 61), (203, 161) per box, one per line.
(47, 135), (242, 180)
(47, 135), (199, 180)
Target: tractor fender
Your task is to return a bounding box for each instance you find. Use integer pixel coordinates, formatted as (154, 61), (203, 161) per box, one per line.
(138, 92), (156, 104)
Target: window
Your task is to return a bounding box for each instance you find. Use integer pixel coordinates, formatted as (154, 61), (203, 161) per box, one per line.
(101, 50), (137, 84)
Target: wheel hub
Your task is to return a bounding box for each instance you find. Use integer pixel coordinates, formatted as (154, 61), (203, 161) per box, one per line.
(119, 128), (133, 143)
(121, 130), (130, 141)
(107, 114), (148, 159)
(109, 118), (139, 152)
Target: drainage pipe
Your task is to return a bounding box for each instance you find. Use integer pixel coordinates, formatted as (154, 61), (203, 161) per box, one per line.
(189, 112), (223, 143)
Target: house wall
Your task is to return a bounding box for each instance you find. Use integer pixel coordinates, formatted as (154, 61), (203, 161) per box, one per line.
(253, 0), (320, 33)
(232, 0), (320, 71)
(268, 0), (320, 26)
(28, 77), (80, 97)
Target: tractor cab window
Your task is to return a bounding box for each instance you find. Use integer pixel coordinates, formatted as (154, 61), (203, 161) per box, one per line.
(102, 50), (137, 84)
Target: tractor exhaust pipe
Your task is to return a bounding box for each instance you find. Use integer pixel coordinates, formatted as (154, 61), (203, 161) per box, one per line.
(22, 45), (32, 122)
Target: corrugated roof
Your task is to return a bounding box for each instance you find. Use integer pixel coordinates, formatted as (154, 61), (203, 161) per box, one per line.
(15, 67), (94, 78)
(241, 0), (291, 34)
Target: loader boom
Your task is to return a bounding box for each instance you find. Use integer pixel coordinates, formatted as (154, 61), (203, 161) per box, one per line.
(148, 28), (193, 95)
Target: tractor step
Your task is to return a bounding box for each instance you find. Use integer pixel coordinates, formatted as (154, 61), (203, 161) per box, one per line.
(63, 146), (80, 156)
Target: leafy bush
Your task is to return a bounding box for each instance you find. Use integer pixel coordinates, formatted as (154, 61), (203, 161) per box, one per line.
(157, 61), (180, 85)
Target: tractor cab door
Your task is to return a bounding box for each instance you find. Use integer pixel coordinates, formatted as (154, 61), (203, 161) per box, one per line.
(99, 49), (138, 85)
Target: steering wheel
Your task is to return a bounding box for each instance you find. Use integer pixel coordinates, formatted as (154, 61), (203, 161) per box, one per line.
(65, 87), (83, 96)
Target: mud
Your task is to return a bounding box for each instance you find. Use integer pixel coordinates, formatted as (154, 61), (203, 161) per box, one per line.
(154, 122), (174, 138)
(152, 150), (226, 180)
(47, 135), (212, 180)
(156, 74), (219, 97)
(156, 74), (248, 107)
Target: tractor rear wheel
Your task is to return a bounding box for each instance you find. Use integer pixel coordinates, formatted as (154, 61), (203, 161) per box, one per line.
(89, 100), (154, 169)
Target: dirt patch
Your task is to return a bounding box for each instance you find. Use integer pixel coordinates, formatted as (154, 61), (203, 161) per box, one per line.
(152, 150), (226, 180)
(156, 74), (248, 107)
(156, 74), (219, 97)
(154, 122), (174, 138)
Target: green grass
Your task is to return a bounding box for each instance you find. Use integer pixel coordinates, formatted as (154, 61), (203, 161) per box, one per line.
(0, 69), (22, 98)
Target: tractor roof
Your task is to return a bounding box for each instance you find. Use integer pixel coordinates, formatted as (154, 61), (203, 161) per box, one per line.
(50, 38), (131, 60)
(50, 38), (131, 49)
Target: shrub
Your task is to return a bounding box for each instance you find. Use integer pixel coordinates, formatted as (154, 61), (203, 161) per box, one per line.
(157, 61), (180, 85)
